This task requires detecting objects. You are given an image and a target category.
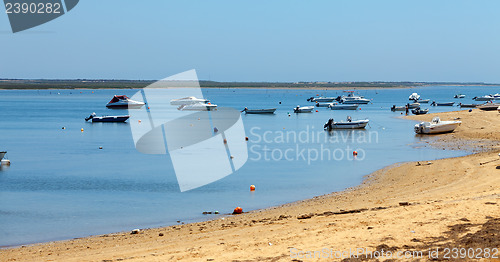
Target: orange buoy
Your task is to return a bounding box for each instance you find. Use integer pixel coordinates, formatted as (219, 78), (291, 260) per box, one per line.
(245, 137), (249, 141)
(81, 128), (84, 132)
(250, 185), (255, 191)
(353, 151), (358, 156)
(315, 110), (318, 112)
(233, 207), (243, 214)
(138, 120), (142, 123)
(223, 139), (227, 144)
(147, 107), (150, 109)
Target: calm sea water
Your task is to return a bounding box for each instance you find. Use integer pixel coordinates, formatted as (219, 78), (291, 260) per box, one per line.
(0, 85), (497, 246)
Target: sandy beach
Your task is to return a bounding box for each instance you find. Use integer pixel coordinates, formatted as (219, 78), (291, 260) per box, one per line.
(2, 109), (499, 262)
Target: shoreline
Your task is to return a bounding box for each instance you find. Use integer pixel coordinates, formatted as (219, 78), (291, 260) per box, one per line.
(1, 110), (499, 261)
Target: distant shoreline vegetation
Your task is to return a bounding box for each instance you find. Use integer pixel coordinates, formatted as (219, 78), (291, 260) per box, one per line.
(0, 79), (498, 90)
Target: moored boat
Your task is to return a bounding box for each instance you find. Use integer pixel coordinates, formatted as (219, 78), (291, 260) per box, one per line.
(407, 102), (420, 109)
(242, 108), (276, 114)
(458, 103), (479, 108)
(170, 96), (209, 105)
(315, 102), (334, 107)
(409, 93), (420, 100)
(293, 106), (314, 113)
(415, 99), (430, 103)
(473, 95), (494, 101)
(0, 151), (6, 161)
(414, 117), (461, 134)
(411, 108), (429, 115)
(329, 104), (358, 110)
(324, 117), (369, 130)
(431, 101), (454, 106)
(477, 103), (500, 111)
(307, 97), (335, 102)
(391, 105), (406, 111)
(178, 102), (217, 111)
(454, 94), (466, 98)
(106, 95), (145, 109)
(85, 113), (130, 122)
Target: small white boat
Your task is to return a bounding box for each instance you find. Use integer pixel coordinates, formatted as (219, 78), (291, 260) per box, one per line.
(85, 113), (129, 122)
(473, 95), (495, 101)
(414, 117), (461, 134)
(416, 99), (430, 103)
(341, 97), (370, 104)
(242, 108), (276, 114)
(477, 103), (500, 111)
(493, 93), (500, 99)
(170, 96), (209, 105)
(330, 104), (358, 110)
(315, 102), (334, 107)
(293, 106), (314, 113)
(409, 93), (420, 100)
(106, 95), (145, 109)
(178, 102), (217, 111)
(307, 97), (335, 102)
(431, 101), (454, 106)
(324, 117), (369, 130)
(454, 94), (466, 99)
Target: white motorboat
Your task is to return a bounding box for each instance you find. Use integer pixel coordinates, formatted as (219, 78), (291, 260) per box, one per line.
(409, 93), (420, 100)
(330, 104), (358, 110)
(324, 117), (369, 130)
(170, 96), (209, 105)
(242, 108), (276, 114)
(106, 95), (145, 109)
(339, 93), (370, 104)
(315, 102), (334, 107)
(458, 103), (479, 108)
(473, 95), (495, 101)
(178, 102), (217, 111)
(341, 97), (370, 104)
(414, 117), (461, 134)
(493, 93), (500, 99)
(307, 97), (335, 102)
(416, 99), (430, 103)
(293, 106), (314, 113)
(454, 94), (466, 99)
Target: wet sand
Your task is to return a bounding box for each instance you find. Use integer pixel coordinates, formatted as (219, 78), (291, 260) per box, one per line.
(1, 109), (499, 261)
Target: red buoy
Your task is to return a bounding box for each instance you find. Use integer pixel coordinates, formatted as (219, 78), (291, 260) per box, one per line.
(250, 185), (256, 191)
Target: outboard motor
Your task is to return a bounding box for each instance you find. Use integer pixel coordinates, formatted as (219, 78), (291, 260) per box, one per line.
(85, 112), (96, 122)
(324, 118), (334, 130)
(335, 96), (342, 102)
(307, 97), (314, 102)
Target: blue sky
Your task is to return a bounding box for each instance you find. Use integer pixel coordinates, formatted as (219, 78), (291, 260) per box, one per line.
(1, 0), (500, 82)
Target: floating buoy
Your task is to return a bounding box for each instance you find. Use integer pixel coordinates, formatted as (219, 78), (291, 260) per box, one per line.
(250, 185), (256, 191)
(279, 101), (282, 104)
(223, 139), (227, 144)
(62, 127), (65, 130)
(230, 155), (234, 159)
(138, 120), (142, 123)
(245, 136), (249, 141)
(233, 207), (243, 214)
(353, 151), (358, 156)
(315, 110), (318, 112)
(81, 128), (84, 132)
(99, 146), (103, 149)
(147, 107), (150, 109)
(1, 159), (11, 166)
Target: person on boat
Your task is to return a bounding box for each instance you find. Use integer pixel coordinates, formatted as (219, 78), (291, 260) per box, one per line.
(347, 116), (352, 122)
(324, 118), (334, 130)
(405, 104), (409, 115)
